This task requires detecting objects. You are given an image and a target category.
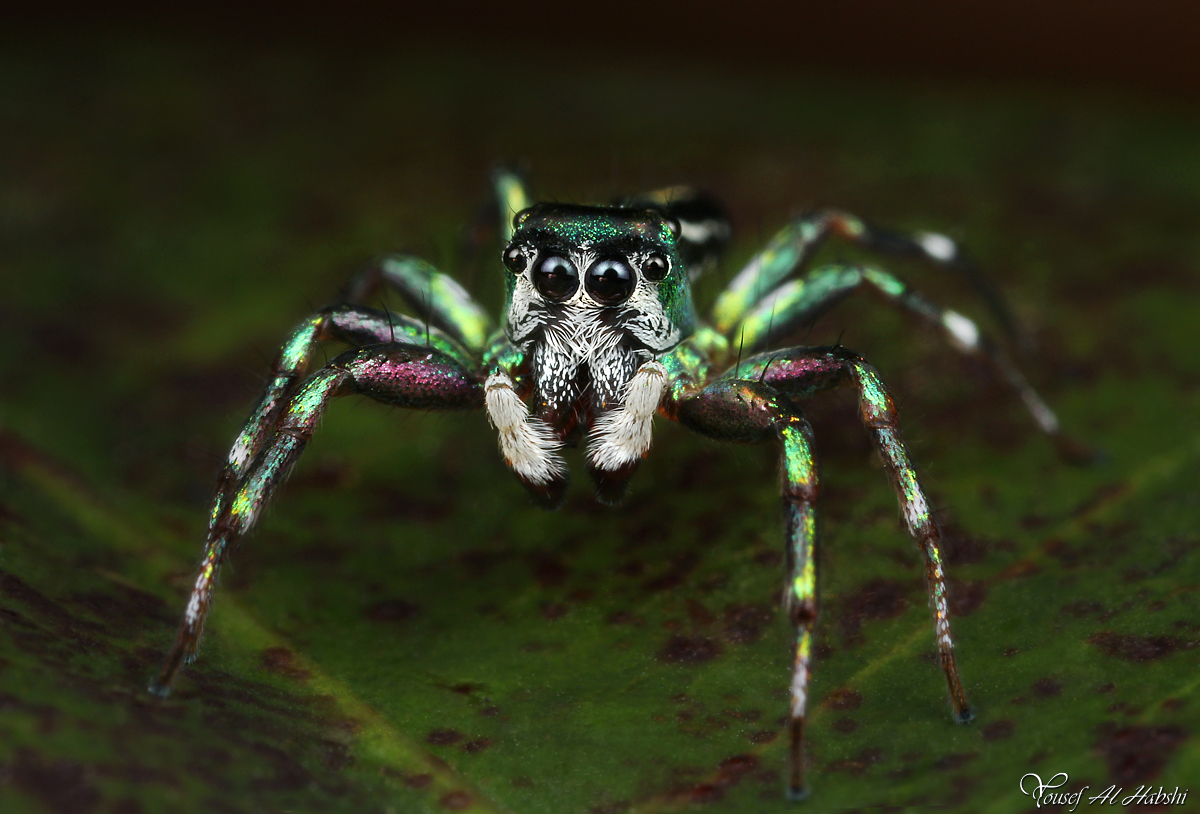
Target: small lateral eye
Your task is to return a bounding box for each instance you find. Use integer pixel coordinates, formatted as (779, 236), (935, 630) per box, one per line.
(503, 246), (526, 274)
(532, 253), (579, 301)
(586, 257), (635, 304)
(642, 252), (670, 281)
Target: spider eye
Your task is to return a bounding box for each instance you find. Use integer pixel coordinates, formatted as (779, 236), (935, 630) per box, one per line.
(642, 252), (670, 281)
(586, 257), (635, 304)
(532, 254), (579, 301)
(503, 246), (526, 274)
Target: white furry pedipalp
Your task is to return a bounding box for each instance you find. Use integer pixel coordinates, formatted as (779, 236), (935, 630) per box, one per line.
(484, 371), (565, 484)
(587, 361), (669, 472)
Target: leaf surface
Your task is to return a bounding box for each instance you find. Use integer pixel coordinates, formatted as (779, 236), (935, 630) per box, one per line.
(2, 40), (1198, 813)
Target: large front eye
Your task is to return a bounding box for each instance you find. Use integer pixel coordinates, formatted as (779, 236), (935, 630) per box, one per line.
(586, 257), (635, 304)
(532, 254), (579, 301)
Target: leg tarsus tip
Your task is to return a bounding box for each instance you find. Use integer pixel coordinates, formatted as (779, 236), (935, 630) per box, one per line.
(786, 785), (810, 802)
(956, 707), (974, 724)
(1054, 434), (1106, 467)
(147, 679), (173, 699)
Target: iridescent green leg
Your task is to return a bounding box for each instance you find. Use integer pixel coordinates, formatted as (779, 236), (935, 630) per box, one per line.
(493, 167), (532, 243)
(730, 345), (973, 723)
(618, 187), (731, 278)
(711, 210), (1019, 342)
(781, 418), (820, 800)
(731, 263), (1062, 440)
(664, 379), (821, 799)
(850, 360), (970, 722)
(341, 256), (493, 352)
(151, 343), (484, 696)
(337, 173), (521, 351)
(207, 305), (473, 539)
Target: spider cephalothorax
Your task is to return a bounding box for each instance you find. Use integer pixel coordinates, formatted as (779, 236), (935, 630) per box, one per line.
(494, 203), (698, 505)
(152, 171), (1071, 800)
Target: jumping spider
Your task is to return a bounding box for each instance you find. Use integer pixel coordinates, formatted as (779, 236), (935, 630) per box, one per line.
(153, 171), (1068, 799)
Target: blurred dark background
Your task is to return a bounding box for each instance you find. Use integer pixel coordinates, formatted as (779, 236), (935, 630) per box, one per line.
(10, 0), (1200, 101)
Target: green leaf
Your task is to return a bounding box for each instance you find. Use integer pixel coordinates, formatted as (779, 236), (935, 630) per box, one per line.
(2, 39), (1198, 813)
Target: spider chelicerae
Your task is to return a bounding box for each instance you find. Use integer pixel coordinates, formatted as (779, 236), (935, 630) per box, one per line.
(152, 170), (1068, 800)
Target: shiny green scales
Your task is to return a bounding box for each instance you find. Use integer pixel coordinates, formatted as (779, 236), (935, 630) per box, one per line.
(154, 168), (1075, 801)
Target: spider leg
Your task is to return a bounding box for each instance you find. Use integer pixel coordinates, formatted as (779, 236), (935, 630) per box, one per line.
(492, 167), (532, 244)
(208, 305), (473, 538)
(336, 170), (535, 351)
(663, 376), (820, 799)
(617, 187), (731, 279)
(152, 342), (484, 697)
(663, 345), (972, 797)
(730, 262), (1062, 439)
(711, 210), (1020, 345)
(341, 256), (494, 352)
(727, 345), (973, 721)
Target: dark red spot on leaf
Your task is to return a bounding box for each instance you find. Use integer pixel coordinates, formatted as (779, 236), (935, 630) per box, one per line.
(531, 555), (570, 588)
(12, 748), (101, 814)
(833, 717), (859, 734)
(588, 802), (628, 813)
(826, 747), (883, 776)
(365, 599), (420, 622)
(260, 647), (310, 681)
(658, 635), (722, 664)
(439, 790), (472, 810)
(1071, 482), (1128, 518)
(685, 599), (715, 626)
(605, 610), (644, 626)
(982, 720), (1014, 740)
(947, 578), (988, 616)
(823, 688), (864, 710)
(714, 754), (758, 787)
(939, 525), (990, 565)
(1062, 600), (1105, 618)
(426, 729), (463, 746)
(932, 752), (977, 771)
(1088, 631), (1187, 661)
(839, 578), (910, 644)
(721, 604), (773, 645)
(1031, 677), (1062, 697)
(1093, 724), (1187, 785)
(642, 552), (700, 593)
(672, 783), (723, 804)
